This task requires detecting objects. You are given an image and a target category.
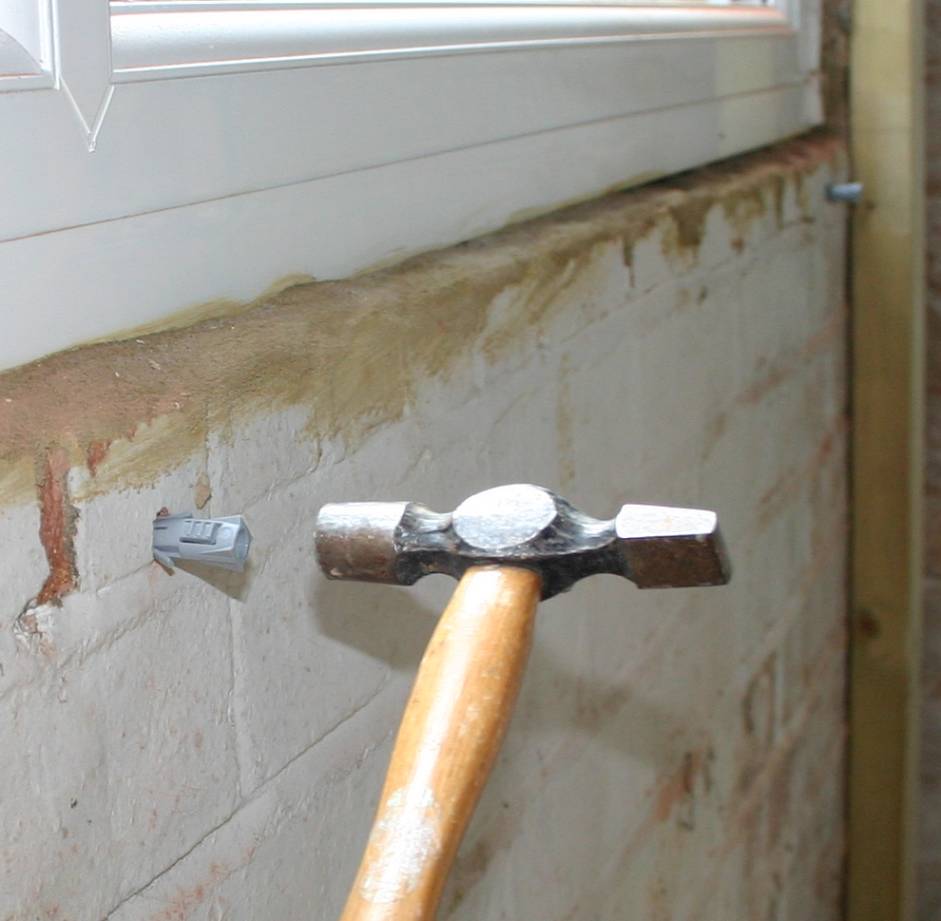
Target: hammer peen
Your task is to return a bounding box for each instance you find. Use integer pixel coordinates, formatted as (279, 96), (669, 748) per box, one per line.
(315, 484), (730, 921)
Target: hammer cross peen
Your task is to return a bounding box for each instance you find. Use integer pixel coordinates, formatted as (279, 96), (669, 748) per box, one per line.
(315, 484), (730, 921)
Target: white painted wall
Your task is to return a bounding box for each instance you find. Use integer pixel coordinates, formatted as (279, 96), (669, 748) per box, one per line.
(0, 148), (848, 919)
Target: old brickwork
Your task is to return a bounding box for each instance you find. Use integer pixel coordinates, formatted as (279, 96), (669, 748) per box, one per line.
(0, 136), (847, 920)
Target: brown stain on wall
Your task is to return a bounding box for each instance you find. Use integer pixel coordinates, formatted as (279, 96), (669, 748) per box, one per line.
(661, 162), (812, 262)
(654, 749), (704, 826)
(35, 447), (78, 606)
(148, 861), (230, 921)
(85, 439), (111, 477)
(667, 196), (716, 256)
(0, 133), (843, 531)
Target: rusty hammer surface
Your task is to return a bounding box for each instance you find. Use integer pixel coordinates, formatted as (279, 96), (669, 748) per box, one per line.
(315, 483), (731, 598)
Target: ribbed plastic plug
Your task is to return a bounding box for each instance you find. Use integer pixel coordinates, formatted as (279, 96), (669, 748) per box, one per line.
(153, 512), (252, 572)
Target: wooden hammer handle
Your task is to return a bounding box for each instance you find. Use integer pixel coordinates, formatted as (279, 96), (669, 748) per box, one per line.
(339, 565), (542, 921)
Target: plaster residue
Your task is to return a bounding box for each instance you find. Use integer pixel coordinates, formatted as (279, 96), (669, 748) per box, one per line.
(0, 133), (843, 513)
(360, 787), (442, 904)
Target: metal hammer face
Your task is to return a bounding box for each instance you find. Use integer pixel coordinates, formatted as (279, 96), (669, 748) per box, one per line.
(315, 484), (730, 599)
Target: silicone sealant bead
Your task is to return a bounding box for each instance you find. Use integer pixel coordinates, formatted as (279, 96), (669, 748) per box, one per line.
(153, 511), (252, 572)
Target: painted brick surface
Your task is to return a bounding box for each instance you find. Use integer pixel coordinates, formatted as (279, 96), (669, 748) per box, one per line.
(0, 137), (847, 920)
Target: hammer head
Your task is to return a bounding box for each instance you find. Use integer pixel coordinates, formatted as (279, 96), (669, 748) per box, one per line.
(315, 484), (730, 599)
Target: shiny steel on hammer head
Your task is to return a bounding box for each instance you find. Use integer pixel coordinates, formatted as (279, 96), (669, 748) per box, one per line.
(315, 484), (730, 600)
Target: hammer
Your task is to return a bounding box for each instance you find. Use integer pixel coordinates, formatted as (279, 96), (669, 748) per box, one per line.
(315, 484), (730, 921)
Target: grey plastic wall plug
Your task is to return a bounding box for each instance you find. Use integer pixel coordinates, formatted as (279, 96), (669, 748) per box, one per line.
(153, 512), (252, 572)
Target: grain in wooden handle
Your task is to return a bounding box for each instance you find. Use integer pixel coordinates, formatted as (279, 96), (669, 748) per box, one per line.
(339, 565), (542, 921)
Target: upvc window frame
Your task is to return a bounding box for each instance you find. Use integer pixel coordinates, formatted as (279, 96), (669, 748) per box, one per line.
(0, 0), (821, 371)
(109, 1), (800, 80)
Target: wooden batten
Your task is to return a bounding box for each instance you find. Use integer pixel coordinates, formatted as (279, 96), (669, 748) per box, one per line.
(848, 1), (926, 919)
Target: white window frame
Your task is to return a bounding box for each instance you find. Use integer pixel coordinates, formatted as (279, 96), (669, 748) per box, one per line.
(0, 0), (821, 371)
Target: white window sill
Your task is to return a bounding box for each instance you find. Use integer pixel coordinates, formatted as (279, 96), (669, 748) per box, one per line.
(0, 0), (820, 371)
(110, 2), (793, 79)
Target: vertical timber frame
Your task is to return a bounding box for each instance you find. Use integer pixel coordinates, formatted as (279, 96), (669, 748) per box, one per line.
(849, 0), (925, 919)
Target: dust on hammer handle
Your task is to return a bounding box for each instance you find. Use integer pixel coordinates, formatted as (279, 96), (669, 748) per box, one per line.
(314, 484), (730, 921)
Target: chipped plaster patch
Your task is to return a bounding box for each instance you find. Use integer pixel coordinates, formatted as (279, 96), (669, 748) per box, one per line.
(12, 602), (57, 656)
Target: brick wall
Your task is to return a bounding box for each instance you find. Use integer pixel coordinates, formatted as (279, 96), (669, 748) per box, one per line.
(0, 135), (847, 920)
